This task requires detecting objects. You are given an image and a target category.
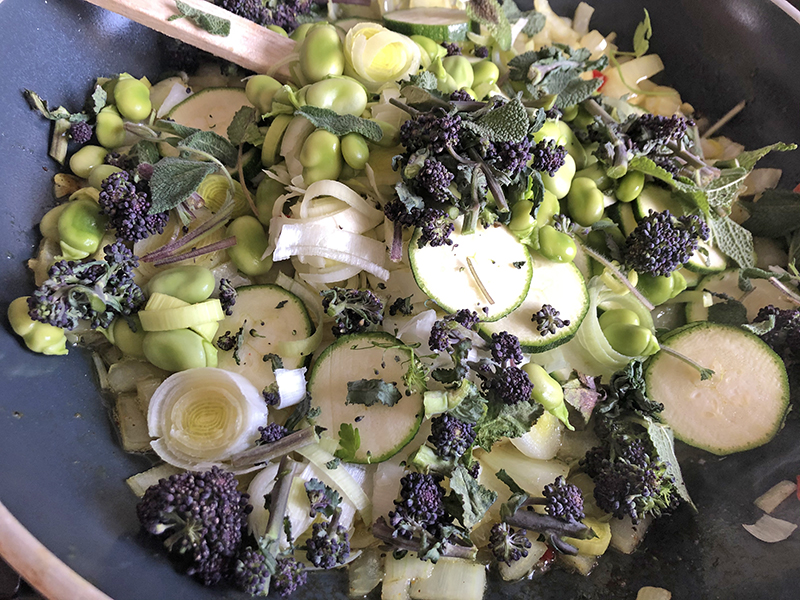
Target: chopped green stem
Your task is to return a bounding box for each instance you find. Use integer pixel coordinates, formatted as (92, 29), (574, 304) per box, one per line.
(151, 236), (237, 266)
(389, 97), (419, 117)
(466, 256), (495, 305)
(265, 455), (299, 542)
(768, 277), (800, 306)
(503, 508), (593, 541)
(230, 427), (318, 468)
(142, 201), (234, 261)
(461, 204), (480, 235)
(468, 148), (507, 211)
(581, 99), (628, 177)
(576, 239), (655, 311)
(371, 517), (477, 560)
(659, 345), (715, 381)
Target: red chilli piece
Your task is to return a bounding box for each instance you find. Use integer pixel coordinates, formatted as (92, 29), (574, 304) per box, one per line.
(793, 182), (800, 193)
(796, 475), (800, 501)
(592, 70), (607, 91)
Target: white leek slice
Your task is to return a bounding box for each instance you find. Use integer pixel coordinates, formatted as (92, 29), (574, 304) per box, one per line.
(754, 480), (798, 514)
(301, 180), (383, 220)
(274, 272), (324, 358)
(274, 367), (308, 408)
(742, 514), (798, 543)
(148, 367), (268, 473)
(274, 223), (390, 280)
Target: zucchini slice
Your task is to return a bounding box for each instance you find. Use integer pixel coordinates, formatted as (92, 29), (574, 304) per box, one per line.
(632, 184), (683, 220)
(684, 240), (727, 273)
(383, 8), (471, 42)
(409, 219), (532, 322)
(645, 322), (789, 455)
(308, 331), (424, 464)
(166, 87), (252, 134)
(213, 284), (313, 392)
(686, 269), (798, 322)
(479, 253), (588, 353)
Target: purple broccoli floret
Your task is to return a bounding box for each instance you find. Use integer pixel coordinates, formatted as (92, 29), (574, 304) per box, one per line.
(98, 170), (169, 242)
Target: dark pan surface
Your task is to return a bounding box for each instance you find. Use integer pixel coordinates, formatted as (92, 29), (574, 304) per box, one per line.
(1, 1), (799, 598)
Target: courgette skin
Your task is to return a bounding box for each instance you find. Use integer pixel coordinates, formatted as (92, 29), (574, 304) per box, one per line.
(644, 321), (790, 455)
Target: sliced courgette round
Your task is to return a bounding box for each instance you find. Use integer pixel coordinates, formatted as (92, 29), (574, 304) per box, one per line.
(213, 284), (313, 392)
(632, 184), (683, 220)
(166, 87), (252, 134)
(383, 8), (471, 42)
(645, 321), (789, 455)
(408, 219), (532, 322)
(479, 253), (588, 353)
(308, 331), (424, 464)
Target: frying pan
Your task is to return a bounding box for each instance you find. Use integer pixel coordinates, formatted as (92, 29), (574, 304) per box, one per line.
(1, 1), (799, 598)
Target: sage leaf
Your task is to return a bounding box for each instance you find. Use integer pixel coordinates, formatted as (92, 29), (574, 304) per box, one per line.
(296, 106), (383, 142)
(346, 379), (402, 407)
(169, 0), (231, 36)
(149, 157), (217, 214)
(180, 130), (239, 167)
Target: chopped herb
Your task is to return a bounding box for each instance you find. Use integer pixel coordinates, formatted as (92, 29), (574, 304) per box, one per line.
(334, 423), (361, 461)
(169, 0), (231, 36)
(346, 379), (402, 407)
(276, 300), (288, 309)
(262, 353), (284, 370)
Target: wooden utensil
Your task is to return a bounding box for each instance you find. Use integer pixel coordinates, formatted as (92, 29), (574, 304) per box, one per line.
(84, 0), (297, 79)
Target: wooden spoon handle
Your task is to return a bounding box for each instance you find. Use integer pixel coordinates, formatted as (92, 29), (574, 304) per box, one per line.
(84, 0), (297, 79)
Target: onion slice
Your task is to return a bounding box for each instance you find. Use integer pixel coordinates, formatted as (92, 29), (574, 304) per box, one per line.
(742, 514), (798, 543)
(147, 367), (268, 473)
(754, 480), (798, 514)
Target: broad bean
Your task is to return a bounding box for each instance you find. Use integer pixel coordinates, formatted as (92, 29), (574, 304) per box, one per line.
(300, 24), (345, 83)
(289, 23), (315, 42)
(245, 75), (282, 115)
(410, 35), (446, 63)
(305, 78), (368, 117)
(69, 145), (108, 179)
(267, 25), (288, 37)
(261, 114), (293, 167)
(147, 266), (216, 304)
(341, 132), (370, 170)
(8, 297), (68, 356)
(255, 176), (285, 226)
(574, 163), (612, 191)
(636, 271), (686, 306)
(441, 56), (474, 90)
(598, 308), (640, 329)
(602, 322), (658, 357)
(471, 60), (499, 87)
(109, 315), (146, 359)
(57, 198), (108, 259)
(615, 171), (646, 203)
(88, 164), (123, 190)
(542, 153), (576, 199)
(566, 177), (605, 226)
(508, 200), (536, 238)
(428, 57), (458, 95)
(113, 75), (152, 121)
(95, 106), (126, 149)
(538, 225), (577, 263)
(299, 129), (343, 184)
(522, 363), (564, 412)
(142, 329), (218, 372)
(535, 190), (560, 228)
(226, 216), (273, 276)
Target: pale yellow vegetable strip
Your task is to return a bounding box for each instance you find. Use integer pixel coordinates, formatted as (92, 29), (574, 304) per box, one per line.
(274, 271), (324, 358)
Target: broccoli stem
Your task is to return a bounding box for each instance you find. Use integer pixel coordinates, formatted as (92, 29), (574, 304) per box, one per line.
(575, 238), (655, 311)
(658, 345), (715, 381)
(371, 517), (477, 560)
(230, 427), (318, 468)
(768, 276), (800, 307)
(503, 509), (594, 543)
(582, 99), (628, 178)
(265, 455), (299, 544)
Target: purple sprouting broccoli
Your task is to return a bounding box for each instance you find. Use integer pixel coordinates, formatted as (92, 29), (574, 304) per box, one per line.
(428, 413), (476, 459)
(388, 472), (450, 540)
(480, 363), (533, 406)
(258, 422), (288, 444)
(542, 476), (585, 523)
(489, 331), (523, 366)
(627, 113), (693, 151)
(98, 170), (169, 242)
(304, 478), (342, 518)
(441, 42), (462, 56)
(415, 158), (455, 204)
(417, 207), (455, 249)
(383, 196), (423, 261)
(751, 305), (800, 361)
(69, 121), (92, 144)
(428, 312), (476, 354)
(231, 546), (271, 596)
(320, 287), (384, 337)
(136, 467), (252, 586)
(532, 303), (571, 337)
(489, 522), (532, 566)
(218, 278), (237, 316)
(451, 309), (480, 329)
(473, 45), (489, 59)
(486, 138), (534, 177)
(449, 89), (473, 102)
(304, 507), (350, 569)
(27, 241), (144, 331)
(399, 110), (463, 155)
(388, 295), (414, 317)
(271, 556), (308, 596)
(623, 210), (709, 277)
(216, 0), (314, 32)
(529, 139), (567, 176)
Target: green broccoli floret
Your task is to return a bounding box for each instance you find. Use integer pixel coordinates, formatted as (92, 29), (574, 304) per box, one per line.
(320, 287), (384, 337)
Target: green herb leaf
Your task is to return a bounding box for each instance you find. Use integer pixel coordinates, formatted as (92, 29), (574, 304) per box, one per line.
(446, 465), (497, 529)
(91, 85), (108, 115)
(646, 420), (695, 509)
(742, 314), (776, 336)
(408, 71), (439, 92)
(304, 478), (342, 518)
(227, 106), (264, 147)
(704, 167), (749, 212)
(130, 140), (160, 165)
(149, 157), (218, 213)
(155, 119), (200, 139)
(735, 142), (796, 171)
(628, 155), (710, 215)
(554, 76), (603, 109)
(334, 423), (361, 461)
(346, 379), (402, 407)
(23, 89), (86, 123)
(262, 353), (284, 370)
(632, 9), (652, 57)
(169, 0), (231, 36)
(463, 95), (529, 143)
(709, 214), (755, 268)
(522, 11), (547, 36)
(467, 0), (512, 51)
(474, 399), (543, 451)
(447, 381), (488, 424)
(296, 106), (383, 142)
(740, 189), (800, 238)
(495, 469), (526, 495)
(180, 130), (239, 167)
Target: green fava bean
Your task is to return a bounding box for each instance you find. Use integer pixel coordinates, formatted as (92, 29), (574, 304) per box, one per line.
(261, 114), (293, 168)
(410, 35), (446, 62)
(96, 106), (126, 149)
(39, 204), (68, 241)
(567, 177), (605, 227)
(143, 329), (218, 372)
(226, 215), (273, 276)
(602, 322), (656, 357)
(69, 145), (108, 179)
(508, 200), (535, 236)
(341, 132), (370, 170)
(110, 315), (146, 359)
(441, 56), (474, 90)
(372, 120), (400, 148)
(114, 76), (152, 121)
(300, 25), (345, 83)
(88, 164), (123, 190)
(561, 105), (579, 121)
(636, 272), (675, 306)
(148, 266), (216, 304)
(542, 153), (576, 199)
(575, 163), (612, 191)
(429, 57), (458, 95)
(246, 75), (283, 115)
(267, 25), (288, 37)
(57, 198), (108, 259)
(471, 60), (499, 87)
(670, 270), (688, 298)
(535, 190), (559, 227)
(8, 297), (68, 356)
(290, 22), (315, 42)
(532, 120), (569, 146)
(522, 363), (564, 411)
(255, 177), (285, 226)
(306, 78), (368, 117)
(615, 170), (646, 203)
(538, 225), (577, 263)
(300, 129), (343, 184)
(598, 308), (640, 330)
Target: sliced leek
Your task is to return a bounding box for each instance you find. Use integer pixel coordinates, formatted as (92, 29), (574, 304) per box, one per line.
(139, 298), (225, 331)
